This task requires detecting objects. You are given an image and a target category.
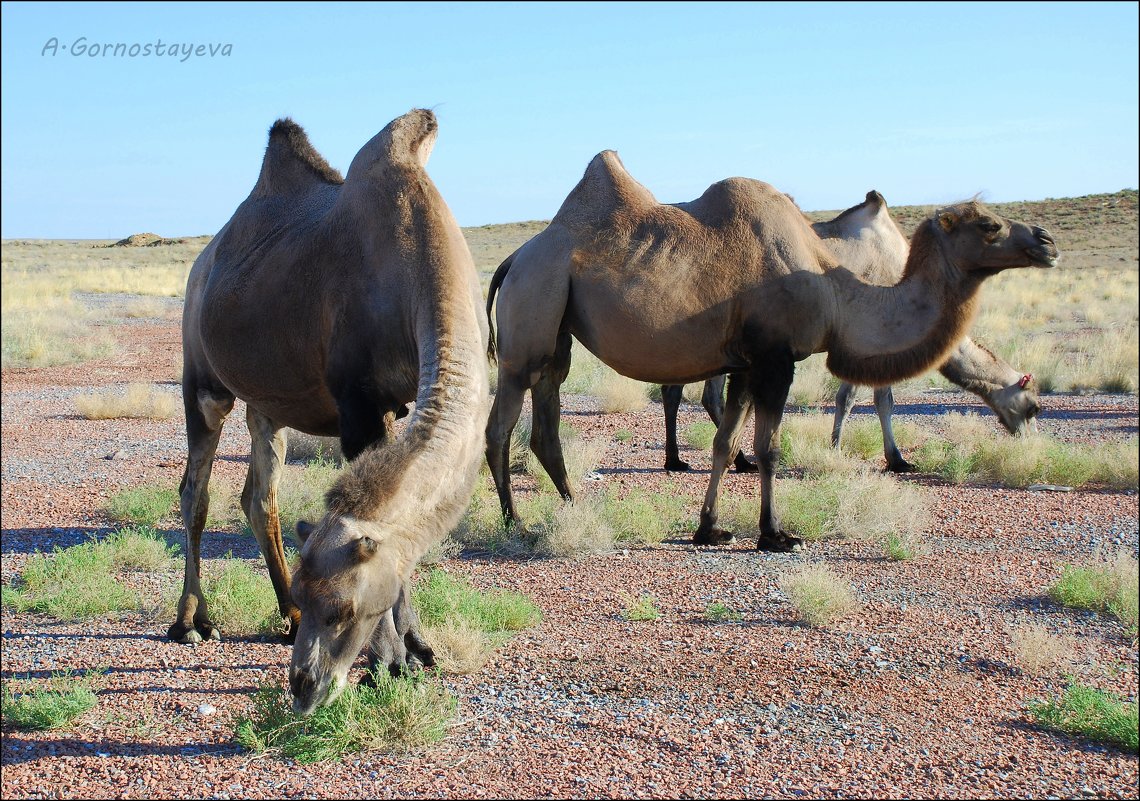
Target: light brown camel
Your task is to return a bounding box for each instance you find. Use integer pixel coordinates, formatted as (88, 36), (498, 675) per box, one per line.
(661, 191), (1040, 473)
(485, 152), (1058, 551)
(173, 109), (489, 716)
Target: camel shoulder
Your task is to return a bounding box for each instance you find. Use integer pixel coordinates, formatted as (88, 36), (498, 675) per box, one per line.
(252, 118), (344, 198)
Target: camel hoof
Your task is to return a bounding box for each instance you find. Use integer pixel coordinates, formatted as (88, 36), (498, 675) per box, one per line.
(756, 532), (803, 553)
(168, 622), (220, 644)
(886, 460), (917, 474)
(664, 459), (692, 472)
(693, 527), (734, 546)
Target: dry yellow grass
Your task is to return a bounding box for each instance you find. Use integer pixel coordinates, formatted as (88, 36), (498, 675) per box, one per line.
(779, 563), (860, 627)
(422, 619), (492, 674)
(596, 370), (649, 413)
(74, 383), (179, 420)
(1008, 622), (1072, 676)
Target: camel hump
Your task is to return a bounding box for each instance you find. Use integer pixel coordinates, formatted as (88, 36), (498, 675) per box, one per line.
(252, 118), (344, 197)
(344, 108), (440, 180)
(553, 150), (657, 224)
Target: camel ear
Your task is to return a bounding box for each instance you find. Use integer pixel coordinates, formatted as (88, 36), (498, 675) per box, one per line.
(296, 520), (315, 545)
(937, 211), (959, 233)
(353, 536), (379, 563)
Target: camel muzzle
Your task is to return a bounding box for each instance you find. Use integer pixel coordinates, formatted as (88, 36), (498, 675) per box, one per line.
(1027, 226), (1059, 268)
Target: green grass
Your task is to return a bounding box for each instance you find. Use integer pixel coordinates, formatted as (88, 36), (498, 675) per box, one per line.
(100, 525), (180, 571)
(884, 531), (922, 561)
(621, 593), (661, 622)
(614, 429), (633, 442)
(1028, 681), (1139, 752)
(1049, 552), (1139, 637)
(107, 484), (179, 527)
(235, 671), (456, 763)
(685, 421), (717, 451)
(704, 602), (742, 623)
(196, 559), (285, 637)
(1, 671), (100, 731)
(412, 569), (542, 635)
(603, 485), (691, 546)
(1, 541), (141, 619)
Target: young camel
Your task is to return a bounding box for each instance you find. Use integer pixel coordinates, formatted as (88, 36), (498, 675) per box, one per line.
(661, 191), (1040, 473)
(174, 110), (489, 716)
(485, 152), (1058, 551)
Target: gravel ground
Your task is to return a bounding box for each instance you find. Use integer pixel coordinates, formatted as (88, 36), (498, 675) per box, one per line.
(2, 317), (1138, 799)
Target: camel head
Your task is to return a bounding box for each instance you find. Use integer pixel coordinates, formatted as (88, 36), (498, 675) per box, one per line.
(288, 514), (406, 716)
(928, 201), (1058, 277)
(988, 373), (1041, 435)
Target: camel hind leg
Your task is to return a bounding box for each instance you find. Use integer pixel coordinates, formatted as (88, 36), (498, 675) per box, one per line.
(529, 329), (574, 502)
(700, 376), (756, 473)
(751, 348), (801, 552)
(169, 384), (234, 644)
(873, 386), (915, 473)
(241, 407), (301, 640)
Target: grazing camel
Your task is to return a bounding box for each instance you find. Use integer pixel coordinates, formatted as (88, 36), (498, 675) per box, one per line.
(485, 152), (1058, 551)
(173, 109), (489, 715)
(661, 191), (1040, 473)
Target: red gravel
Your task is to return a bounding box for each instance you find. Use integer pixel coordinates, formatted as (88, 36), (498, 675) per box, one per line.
(2, 316), (1137, 799)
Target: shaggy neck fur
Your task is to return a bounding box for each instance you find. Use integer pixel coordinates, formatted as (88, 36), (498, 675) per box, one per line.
(825, 220), (983, 386)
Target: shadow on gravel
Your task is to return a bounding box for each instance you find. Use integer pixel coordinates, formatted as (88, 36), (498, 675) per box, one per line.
(1, 526), (263, 561)
(998, 718), (1139, 756)
(0, 734), (243, 767)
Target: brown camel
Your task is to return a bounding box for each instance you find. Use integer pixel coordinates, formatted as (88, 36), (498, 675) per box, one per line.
(485, 152), (1058, 551)
(661, 191), (1040, 473)
(173, 109), (489, 716)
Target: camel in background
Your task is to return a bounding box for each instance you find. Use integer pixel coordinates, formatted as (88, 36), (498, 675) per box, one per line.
(660, 191), (1040, 473)
(485, 152), (1058, 551)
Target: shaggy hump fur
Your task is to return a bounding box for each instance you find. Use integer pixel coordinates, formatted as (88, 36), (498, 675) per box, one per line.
(266, 118), (345, 186)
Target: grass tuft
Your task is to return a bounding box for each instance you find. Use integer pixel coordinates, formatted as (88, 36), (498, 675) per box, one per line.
(621, 593), (661, 622)
(1, 671), (100, 731)
(1008, 622), (1071, 676)
(1049, 549), (1139, 637)
(107, 484), (179, 527)
(1028, 681), (1138, 752)
(704, 602), (742, 623)
(74, 383), (178, 420)
(235, 672), (456, 763)
(779, 563), (859, 627)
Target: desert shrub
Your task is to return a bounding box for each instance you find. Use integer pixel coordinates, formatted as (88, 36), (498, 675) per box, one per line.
(285, 431), (343, 464)
(884, 530), (925, 561)
(1028, 682), (1138, 752)
(614, 429), (633, 442)
(531, 496), (615, 558)
(107, 484), (179, 527)
(235, 672), (456, 763)
(1, 671), (99, 731)
(1008, 622), (1071, 676)
(779, 563), (859, 627)
(75, 383), (178, 420)
(246, 456), (341, 544)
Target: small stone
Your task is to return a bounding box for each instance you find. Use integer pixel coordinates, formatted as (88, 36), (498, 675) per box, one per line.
(197, 703), (217, 716)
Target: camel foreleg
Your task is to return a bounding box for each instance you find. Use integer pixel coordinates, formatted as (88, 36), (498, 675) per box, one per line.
(751, 350), (802, 553)
(874, 386), (915, 473)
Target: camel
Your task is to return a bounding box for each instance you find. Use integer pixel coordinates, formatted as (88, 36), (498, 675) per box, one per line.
(485, 152), (1058, 551)
(660, 191), (1040, 473)
(173, 109), (489, 716)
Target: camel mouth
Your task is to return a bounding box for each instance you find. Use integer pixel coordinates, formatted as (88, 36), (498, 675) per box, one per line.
(1026, 247), (1059, 269)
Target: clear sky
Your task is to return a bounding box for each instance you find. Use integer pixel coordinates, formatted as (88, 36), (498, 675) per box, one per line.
(1, 1), (1137, 238)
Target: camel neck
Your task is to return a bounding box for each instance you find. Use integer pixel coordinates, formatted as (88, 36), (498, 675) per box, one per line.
(937, 338), (1021, 397)
(824, 222), (983, 387)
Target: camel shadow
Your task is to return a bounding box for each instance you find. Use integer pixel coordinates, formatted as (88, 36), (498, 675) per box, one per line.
(0, 734), (243, 767)
(0, 527), (263, 561)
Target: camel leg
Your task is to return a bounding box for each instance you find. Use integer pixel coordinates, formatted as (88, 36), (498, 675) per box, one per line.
(830, 382), (858, 451)
(241, 407), (301, 640)
(693, 374), (754, 545)
(874, 386), (916, 473)
(364, 580), (436, 680)
(661, 384), (690, 471)
(529, 330), (574, 501)
(752, 350), (801, 553)
(486, 367), (530, 525)
(169, 385), (234, 644)
(701, 375), (757, 473)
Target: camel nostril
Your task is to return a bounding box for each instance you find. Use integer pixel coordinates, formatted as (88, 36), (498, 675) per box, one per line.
(290, 669), (316, 701)
(1033, 226), (1056, 246)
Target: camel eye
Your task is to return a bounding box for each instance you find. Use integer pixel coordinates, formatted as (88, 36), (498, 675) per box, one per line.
(980, 221), (1001, 234)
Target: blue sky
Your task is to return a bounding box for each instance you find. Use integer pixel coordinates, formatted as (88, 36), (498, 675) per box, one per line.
(1, 1), (1137, 238)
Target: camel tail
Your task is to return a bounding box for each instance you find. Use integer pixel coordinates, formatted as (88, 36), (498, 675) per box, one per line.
(485, 252), (515, 364)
